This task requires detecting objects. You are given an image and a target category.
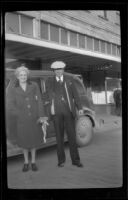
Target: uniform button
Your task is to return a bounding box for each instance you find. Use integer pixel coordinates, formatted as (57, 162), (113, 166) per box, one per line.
(27, 105), (31, 108)
(61, 96), (64, 101)
(35, 95), (38, 100)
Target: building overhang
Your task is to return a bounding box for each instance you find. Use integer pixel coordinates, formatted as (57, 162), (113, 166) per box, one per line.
(5, 33), (121, 73)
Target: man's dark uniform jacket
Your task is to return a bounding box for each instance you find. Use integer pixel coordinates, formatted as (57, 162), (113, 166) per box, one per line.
(45, 73), (82, 165)
(45, 74), (82, 118)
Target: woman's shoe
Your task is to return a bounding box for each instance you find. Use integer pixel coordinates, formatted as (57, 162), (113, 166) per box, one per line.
(31, 163), (38, 171)
(22, 163), (29, 172)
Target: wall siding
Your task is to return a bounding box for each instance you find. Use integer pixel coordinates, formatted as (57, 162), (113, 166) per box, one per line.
(14, 10), (121, 45)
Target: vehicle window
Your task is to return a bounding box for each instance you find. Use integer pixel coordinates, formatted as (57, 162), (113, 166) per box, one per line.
(5, 79), (10, 88)
(40, 79), (46, 93)
(5, 78), (17, 94)
(44, 76), (53, 91)
(74, 79), (85, 96)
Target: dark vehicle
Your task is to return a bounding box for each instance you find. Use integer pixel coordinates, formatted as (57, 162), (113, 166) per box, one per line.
(5, 69), (96, 157)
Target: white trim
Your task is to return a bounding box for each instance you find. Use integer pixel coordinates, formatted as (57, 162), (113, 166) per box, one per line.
(77, 33), (79, 48)
(110, 43), (112, 55)
(19, 14), (21, 34)
(38, 18), (40, 38)
(5, 33), (121, 62)
(67, 30), (70, 46)
(59, 27), (61, 44)
(65, 82), (71, 111)
(116, 45), (118, 56)
(48, 24), (50, 41)
(92, 38), (94, 51)
(85, 35), (87, 49)
(99, 40), (101, 52)
(105, 41), (107, 54)
(33, 18), (36, 37)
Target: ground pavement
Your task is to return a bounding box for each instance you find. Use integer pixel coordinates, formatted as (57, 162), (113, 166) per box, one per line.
(7, 114), (122, 189)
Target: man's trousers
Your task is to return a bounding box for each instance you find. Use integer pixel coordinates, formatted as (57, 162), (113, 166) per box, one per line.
(52, 102), (80, 164)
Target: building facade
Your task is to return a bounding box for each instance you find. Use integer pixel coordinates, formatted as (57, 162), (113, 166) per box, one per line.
(5, 10), (121, 114)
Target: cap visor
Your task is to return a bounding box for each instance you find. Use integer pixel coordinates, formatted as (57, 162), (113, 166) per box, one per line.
(53, 68), (64, 70)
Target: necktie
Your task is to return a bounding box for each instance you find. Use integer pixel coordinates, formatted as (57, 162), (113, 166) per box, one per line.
(56, 76), (63, 83)
(58, 78), (62, 83)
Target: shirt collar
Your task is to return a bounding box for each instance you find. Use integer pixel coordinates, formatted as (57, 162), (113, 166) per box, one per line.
(56, 75), (63, 82)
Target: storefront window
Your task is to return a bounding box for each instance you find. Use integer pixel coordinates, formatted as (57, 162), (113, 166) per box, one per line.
(100, 41), (106, 53)
(50, 24), (59, 43)
(106, 42), (111, 54)
(91, 71), (106, 104)
(21, 15), (33, 36)
(117, 46), (120, 56)
(70, 31), (77, 47)
(105, 77), (121, 104)
(86, 36), (93, 50)
(94, 39), (100, 52)
(112, 44), (117, 56)
(79, 34), (85, 48)
(40, 21), (49, 40)
(61, 28), (68, 45)
(91, 86), (106, 104)
(6, 12), (19, 34)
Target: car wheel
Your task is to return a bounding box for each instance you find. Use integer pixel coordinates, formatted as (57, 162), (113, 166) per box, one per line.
(75, 116), (93, 147)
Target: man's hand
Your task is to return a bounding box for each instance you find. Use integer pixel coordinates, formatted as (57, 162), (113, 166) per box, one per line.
(78, 109), (84, 115)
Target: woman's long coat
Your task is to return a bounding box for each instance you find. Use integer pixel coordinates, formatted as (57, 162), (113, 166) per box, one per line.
(6, 81), (45, 149)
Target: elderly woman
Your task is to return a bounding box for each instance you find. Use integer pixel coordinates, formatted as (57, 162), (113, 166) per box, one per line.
(6, 65), (48, 172)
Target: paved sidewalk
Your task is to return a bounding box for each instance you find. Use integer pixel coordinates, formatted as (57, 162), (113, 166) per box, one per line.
(94, 114), (122, 132)
(7, 127), (122, 189)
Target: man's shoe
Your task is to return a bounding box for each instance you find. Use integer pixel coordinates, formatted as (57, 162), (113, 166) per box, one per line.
(72, 162), (83, 167)
(58, 163), (64, 167)
(22, 163), (29, 172)
(31, 163), (38, 171)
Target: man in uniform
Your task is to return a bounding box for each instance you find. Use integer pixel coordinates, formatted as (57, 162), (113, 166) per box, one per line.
(46, 61), (83, 167)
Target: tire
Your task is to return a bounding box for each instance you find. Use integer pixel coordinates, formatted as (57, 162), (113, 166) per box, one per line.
(75, 116), (93, 147)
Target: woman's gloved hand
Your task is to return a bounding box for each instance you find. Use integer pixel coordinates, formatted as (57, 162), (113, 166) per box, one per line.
(37, 117), (49, 124)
